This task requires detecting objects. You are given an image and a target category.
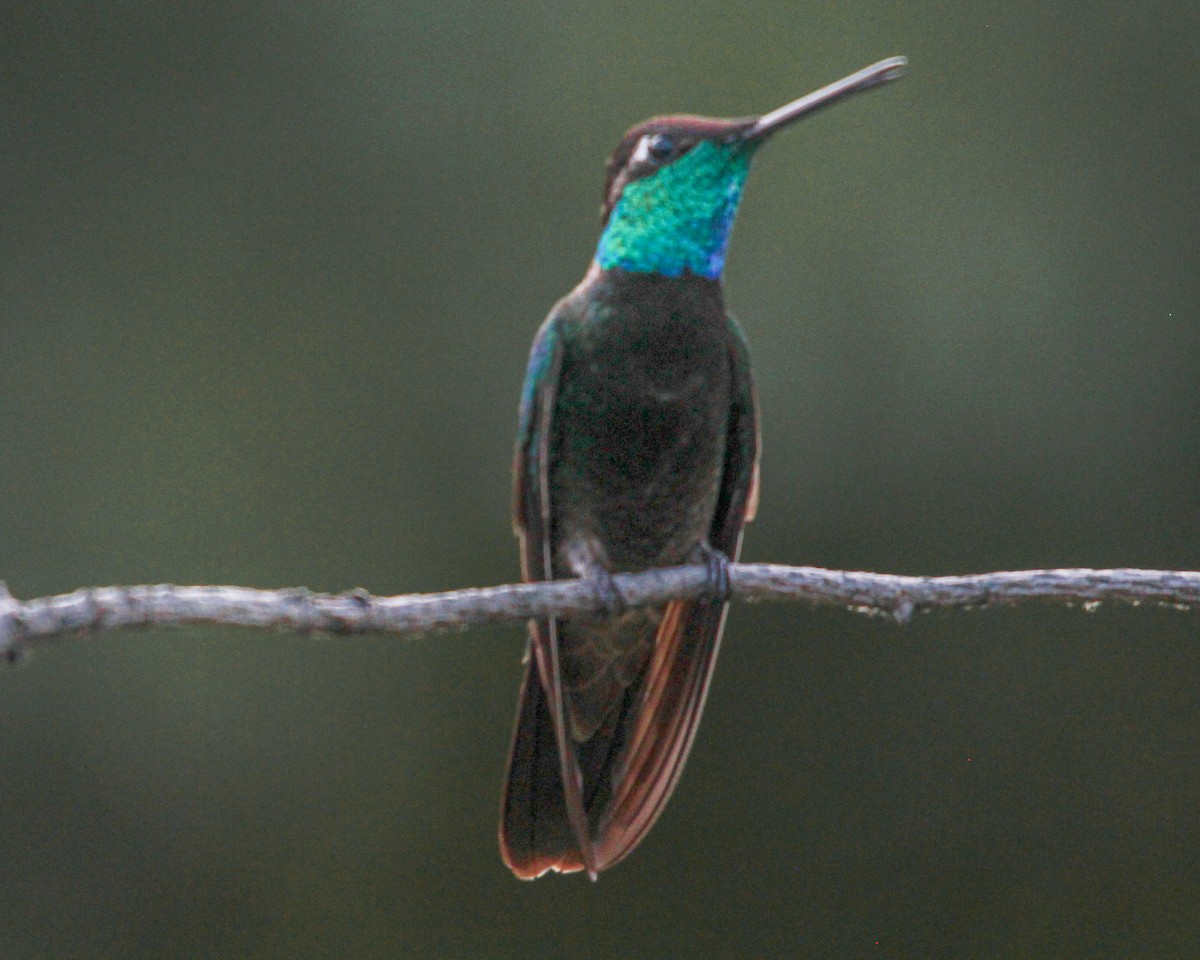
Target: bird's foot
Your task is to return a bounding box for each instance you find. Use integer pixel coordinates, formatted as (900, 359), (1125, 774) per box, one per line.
(586, 568), (627, 618)
(566, 537), (627, 617)
(688, 542), (732, 603)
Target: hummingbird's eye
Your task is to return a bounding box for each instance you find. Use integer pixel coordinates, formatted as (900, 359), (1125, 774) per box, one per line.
(645, 133), (675, 162)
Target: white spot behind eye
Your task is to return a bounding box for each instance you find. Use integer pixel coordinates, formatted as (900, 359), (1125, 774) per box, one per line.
(630, 134), (654, 166)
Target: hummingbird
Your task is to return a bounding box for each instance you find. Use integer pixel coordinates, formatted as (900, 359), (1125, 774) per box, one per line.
(500, 57), (907, 880)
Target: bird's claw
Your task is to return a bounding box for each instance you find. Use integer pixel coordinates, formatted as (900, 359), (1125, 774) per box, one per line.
(689, 543), (732, 603)
(588, 569), (627, 617)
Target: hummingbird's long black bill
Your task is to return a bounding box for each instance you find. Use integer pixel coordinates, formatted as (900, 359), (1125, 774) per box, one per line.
(742, 55), (907, 141)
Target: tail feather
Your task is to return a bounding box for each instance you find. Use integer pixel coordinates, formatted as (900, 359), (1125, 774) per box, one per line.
(500, 598), (729, 876)
(499, 655), (587, 879)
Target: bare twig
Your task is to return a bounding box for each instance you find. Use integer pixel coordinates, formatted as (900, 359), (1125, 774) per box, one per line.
(1, 565), (1199, 661)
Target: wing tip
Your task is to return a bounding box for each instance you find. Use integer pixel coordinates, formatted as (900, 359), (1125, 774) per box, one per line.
(589, 598), (730, 871)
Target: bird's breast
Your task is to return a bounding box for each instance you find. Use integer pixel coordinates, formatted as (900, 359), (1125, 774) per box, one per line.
(550, 303), (732, 571)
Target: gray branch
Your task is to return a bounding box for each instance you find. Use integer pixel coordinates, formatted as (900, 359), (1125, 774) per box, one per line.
(2, 565), (1200, 661)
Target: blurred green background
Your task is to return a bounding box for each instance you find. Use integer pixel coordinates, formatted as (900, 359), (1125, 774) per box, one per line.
(3, 2), (1199, 957)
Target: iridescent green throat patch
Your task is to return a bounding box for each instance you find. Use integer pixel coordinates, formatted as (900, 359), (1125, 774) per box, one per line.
(596, 140), (755, 279)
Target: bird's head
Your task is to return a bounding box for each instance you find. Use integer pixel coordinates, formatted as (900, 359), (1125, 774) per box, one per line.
(594, 56), (906, 280)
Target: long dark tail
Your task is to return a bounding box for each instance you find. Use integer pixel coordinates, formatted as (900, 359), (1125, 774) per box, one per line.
(499, 597), (728, 878)
(499, 653), (587, 879)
